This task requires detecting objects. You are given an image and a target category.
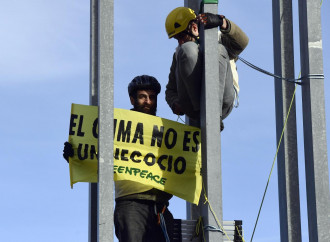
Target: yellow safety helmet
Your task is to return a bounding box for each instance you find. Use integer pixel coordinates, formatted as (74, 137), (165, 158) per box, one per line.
(165, 7), (197, 38)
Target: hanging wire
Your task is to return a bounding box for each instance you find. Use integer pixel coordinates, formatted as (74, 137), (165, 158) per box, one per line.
(237, 56), (324, 85)
(176, 115), (186, 123)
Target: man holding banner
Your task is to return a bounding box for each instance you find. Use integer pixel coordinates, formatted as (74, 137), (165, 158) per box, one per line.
(63, 75), (175, 242)
(113, 75), (174, 242)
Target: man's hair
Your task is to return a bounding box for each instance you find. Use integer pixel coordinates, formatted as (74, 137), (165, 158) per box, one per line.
(173, 20), (197, 41)
(128, 75), (161, 98)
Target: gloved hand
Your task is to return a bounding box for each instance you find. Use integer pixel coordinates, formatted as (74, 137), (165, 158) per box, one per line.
(63, 142), (74, 162)
(171, 102), (184, 116)
(198, 13), (225, 30)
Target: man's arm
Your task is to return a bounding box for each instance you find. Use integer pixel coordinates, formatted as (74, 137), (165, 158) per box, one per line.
(176, 42), (202, 113)
(165, 53), (184, 115)
(198, 13), (249, 59)
(220, 19), (249, 59)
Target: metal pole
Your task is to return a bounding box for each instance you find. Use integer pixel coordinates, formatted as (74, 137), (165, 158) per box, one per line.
(88, 1), (99, 241)
(272, 0), (302, 241)
(200, 3), (223, 242)
(97, 0), (114, 241)
(184, 2), (223, 241)
(298, 0), (330, 241)
(184, 0), (201, 14)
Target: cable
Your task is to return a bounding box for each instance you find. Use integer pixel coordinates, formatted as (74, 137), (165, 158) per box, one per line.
(176, 115), (186, 123)
(237, 56), (324, 84)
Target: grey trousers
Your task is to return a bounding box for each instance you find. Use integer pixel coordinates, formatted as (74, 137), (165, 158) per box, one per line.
(175, 41), (235, 120)
(218, 44), (235, 119)
(114, 199), (174, 242)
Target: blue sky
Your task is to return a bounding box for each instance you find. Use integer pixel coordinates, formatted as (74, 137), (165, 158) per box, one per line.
(1, 0), (329, 241)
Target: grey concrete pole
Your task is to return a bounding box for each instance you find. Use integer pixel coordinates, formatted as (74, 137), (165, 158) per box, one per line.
(272, 0), (302, 241)
(184, 2), (224, 242)
(97, 0), (114, 241)
(298, 0), (330, 241)
(88, 1), (98, 241)
(200, 3), (223, 242)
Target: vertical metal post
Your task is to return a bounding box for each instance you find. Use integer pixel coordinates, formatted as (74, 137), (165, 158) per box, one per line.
(184, 0), (201, 14)
(272, 0), (302, 241)
(97, 0), (114, 241)
(298, 0), (330, 241)
(88, 184), (98, 242)
(200, 2), (223, 242)
(184, 2), (223, 241)
(89, 1), (99, 241)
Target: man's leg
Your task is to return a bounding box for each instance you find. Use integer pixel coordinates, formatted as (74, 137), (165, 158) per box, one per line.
(218, 44), (235, 120)
(175, 41), (203, 119)
(114, 200), (172, 242)
(114, 200), (151, 242)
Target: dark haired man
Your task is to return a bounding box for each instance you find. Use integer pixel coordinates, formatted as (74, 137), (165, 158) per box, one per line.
(63, 75), (173, 242)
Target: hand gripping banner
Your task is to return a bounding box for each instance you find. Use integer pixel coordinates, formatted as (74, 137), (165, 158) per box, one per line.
(68, 103), (202, 204)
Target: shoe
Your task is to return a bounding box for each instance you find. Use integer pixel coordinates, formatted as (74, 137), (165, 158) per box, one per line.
(220, 119), (224, 132)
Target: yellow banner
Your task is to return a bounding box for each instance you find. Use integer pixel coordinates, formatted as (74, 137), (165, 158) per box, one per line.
(68, 104), (98, 185)
(68, 103), (202, 204)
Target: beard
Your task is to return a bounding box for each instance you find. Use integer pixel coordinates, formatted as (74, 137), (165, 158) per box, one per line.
(133, 101), (157, 116)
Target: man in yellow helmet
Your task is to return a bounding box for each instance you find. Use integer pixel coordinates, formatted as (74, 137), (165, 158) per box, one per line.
(165, 7), (249, 130)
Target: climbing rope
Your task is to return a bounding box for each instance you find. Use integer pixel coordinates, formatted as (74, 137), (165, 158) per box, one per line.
(201, 180), (234, 241)
(193, 163), (249, 242)
(236, 225), (245, 242)
(195, 217), (205, 241)
(249, 83), (298, 242)
(246, 2), (324, 240)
